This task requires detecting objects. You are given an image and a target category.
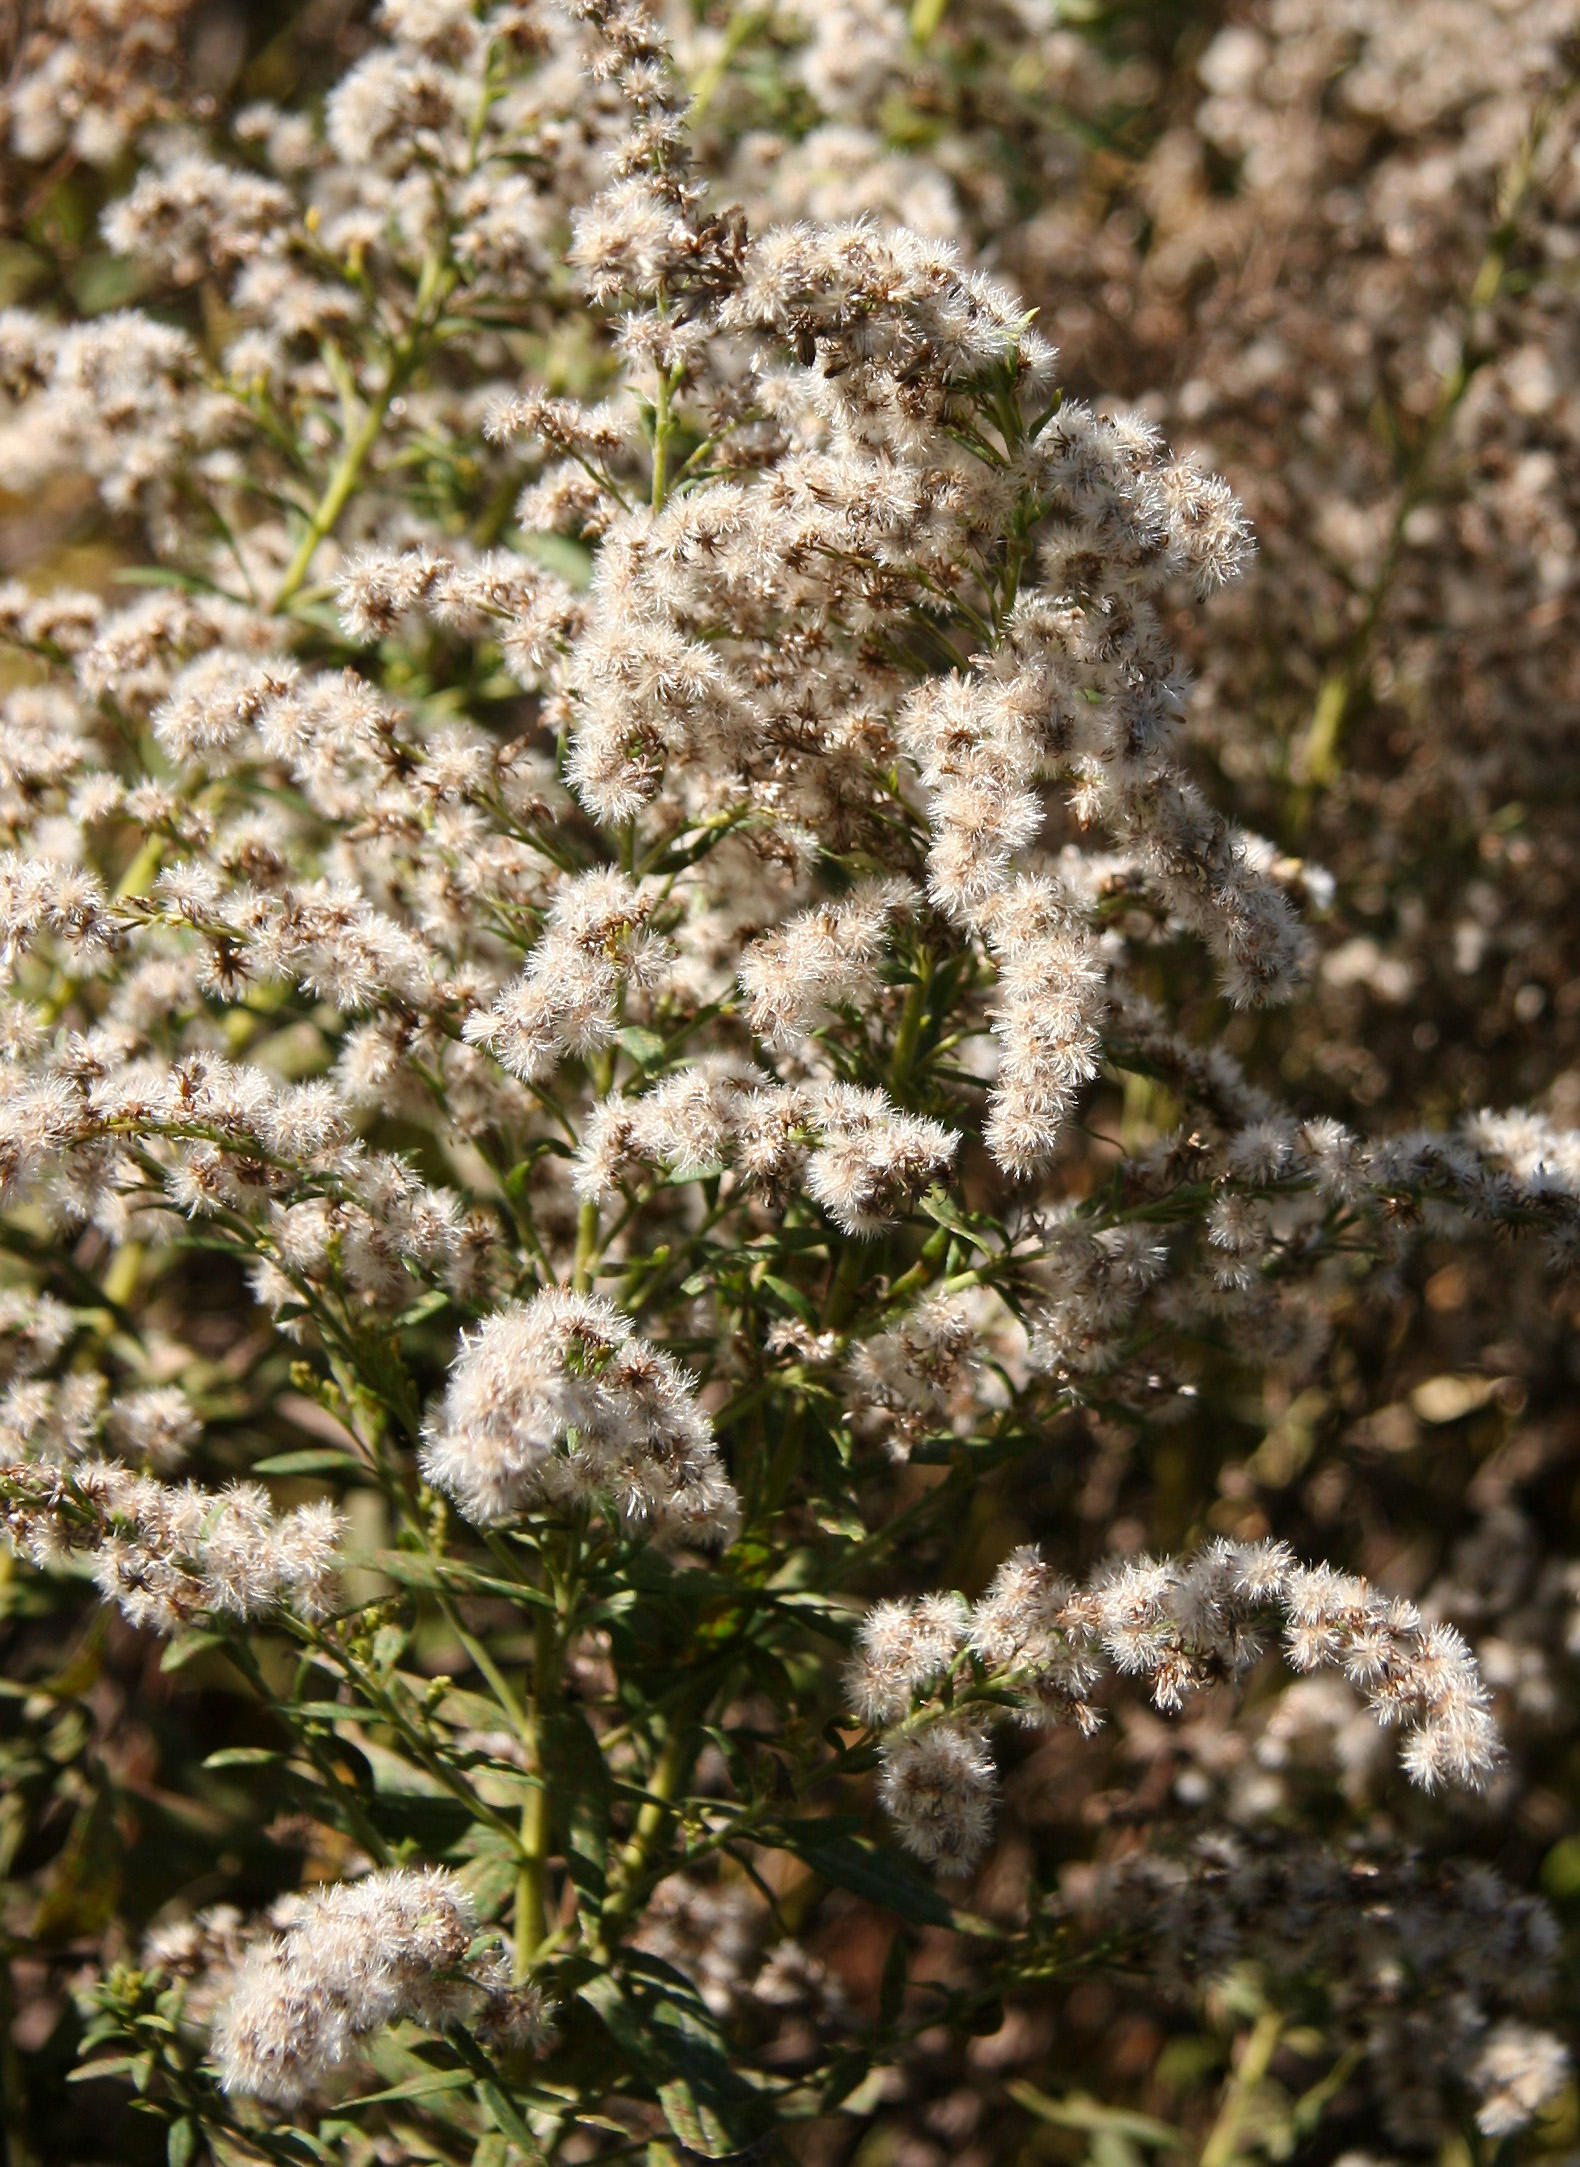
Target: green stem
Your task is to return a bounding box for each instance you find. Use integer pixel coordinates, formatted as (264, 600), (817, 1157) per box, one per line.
(910, 0), (951, 45)
(888, 954), (933, 1097)
(225, 1637), (393, 1868)
(600, 1697), (704, 1934)
(573, 1198), (600, 1293)
(271, 253), (458, 612)
(114, 828), (170, 901)
(323, 1632), (522, 1850)
(650, 362), (683, 512)
(515, 1787), (551, 1975)
(883, 1220), (952, 1311)
(573, 1048), (617, 1290)
(271, 382), (401, 613)
(687, 6), (766, 123)
(824, 1238), (868, 1330)
(515, 1605), (558, 1976)
(1199, 2008), (1283, 2167)
(0, 1948), (38, 2167)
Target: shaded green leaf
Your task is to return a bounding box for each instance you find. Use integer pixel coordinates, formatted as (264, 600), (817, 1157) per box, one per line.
(160, 1630), (227, 1673)
(617, 1025), (666, 1065)
(546, 1704), (613, 1907)
(581, 1965), (768, 2153)
(760, 1275), (817, 1325)
(879, 1929), (908, 2028)
(767, 1820), (995, 1934)
(658, 2076), (749, 2160)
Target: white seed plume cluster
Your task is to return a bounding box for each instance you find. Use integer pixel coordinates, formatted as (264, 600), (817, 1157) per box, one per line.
(576, 1071), (958, 1238)
(420, 1289), (738, 1543)
(0, 1462), (341, 1633)
(463, 869), (670, 1081)
(0, 0), (1569, 1387)
(737, 878), (917, 1048)
(846, 1289), (983, 1455)
(1, 0), (197, 172)
(853, 1539), (1500, 1866)
(504, 199), (1303, 1184)
(215, 1868), (552, 2106)
(633, 1872), (848, 2028)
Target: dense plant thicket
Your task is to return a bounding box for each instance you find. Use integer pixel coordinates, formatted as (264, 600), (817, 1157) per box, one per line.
(1, 3), (1577, 2165)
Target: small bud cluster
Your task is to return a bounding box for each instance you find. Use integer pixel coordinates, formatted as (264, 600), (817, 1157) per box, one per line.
(1473, 2024), (1572, 2140)
(0, 1290), (200, 1472)
(1, 0), (196, 171)
(846, 1290), (984, 1457)
(463, 870), (670, 1082)
(0, 1375), (201, 1473)
(634, 1873), (847, 2029)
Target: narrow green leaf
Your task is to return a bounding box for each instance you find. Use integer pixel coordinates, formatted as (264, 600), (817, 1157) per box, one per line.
(478, 2078), (546, 2160)
(111, 567), (222, 593)
(251, 1449), (365, 1477)
(582, 1965), (769, 2152)
(917, 1185), (986, 1238)
(546, 1705), (613, 1907)
(393, 1288), (452, 1330)
(760, 1274), (817, 1325)
(340, 2068), (473, 2108)
(373, 1552), (555, 1608)
(160, 1631), (226, 1673)
(67, 2057), (141, 2084)
(444, 2029), (546, 2160)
